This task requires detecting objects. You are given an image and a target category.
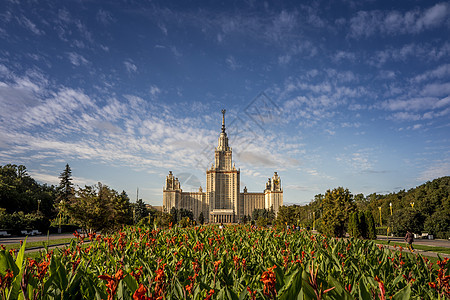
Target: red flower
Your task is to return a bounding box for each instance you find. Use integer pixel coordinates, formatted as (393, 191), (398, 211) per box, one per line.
(204, 289), (214, 300)
(214, 260), (221, 272)
(374, 276), (386, 300)
(133, 284), (150, 300)
(246, 287), (256, 300)
(260, 265), (277, 299)
(98, 269), (125, 300)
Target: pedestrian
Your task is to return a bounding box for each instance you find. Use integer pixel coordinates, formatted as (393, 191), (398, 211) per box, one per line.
(405, 230), (414, 251)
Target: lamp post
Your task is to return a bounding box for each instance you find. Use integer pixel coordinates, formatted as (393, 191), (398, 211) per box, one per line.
(313, 211), (316, 231)
(37, 199), (41, 213)
(410, 202), (414, 208)
(389, 202), (393, 215)
(378, 206), (382, 227)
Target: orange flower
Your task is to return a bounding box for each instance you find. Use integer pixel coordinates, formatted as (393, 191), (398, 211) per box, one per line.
(260, 265), (277, 298)
(214, 260), (221, 272)
(98, 269), (124, 300)
(204, 289), (214, 300)
(133, 284), (150, 300)
(374, 276), (386, 300)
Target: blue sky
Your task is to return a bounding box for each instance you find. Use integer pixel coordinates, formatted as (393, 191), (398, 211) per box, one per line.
(0, 0), (449, 206)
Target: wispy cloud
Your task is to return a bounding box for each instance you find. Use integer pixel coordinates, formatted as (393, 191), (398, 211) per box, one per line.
(67, 52), (89, 66)
(16, 15), (44, 35)
(124, 60), (138, 74)
(349, 2), (449, 38)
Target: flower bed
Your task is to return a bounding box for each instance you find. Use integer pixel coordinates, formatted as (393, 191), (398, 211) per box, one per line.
(0, 225), (449, 299)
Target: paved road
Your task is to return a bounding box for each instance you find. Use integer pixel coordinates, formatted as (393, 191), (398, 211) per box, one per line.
(0, 233), (75, 245)
(377, 235), (450, 248)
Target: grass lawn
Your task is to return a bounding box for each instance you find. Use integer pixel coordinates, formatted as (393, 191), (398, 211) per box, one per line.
(2, 237), (75, 252)
(374, 239), (450, 255)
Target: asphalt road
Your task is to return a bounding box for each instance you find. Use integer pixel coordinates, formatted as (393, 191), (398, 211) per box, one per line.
(377, 235), (450, 248)
(0, 233), (75, 245)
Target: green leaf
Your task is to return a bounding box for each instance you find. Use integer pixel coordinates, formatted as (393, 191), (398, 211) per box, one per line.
(358, 277), (371, 300)
(278, 268), (303, 300)
(392, 284), (411, 300)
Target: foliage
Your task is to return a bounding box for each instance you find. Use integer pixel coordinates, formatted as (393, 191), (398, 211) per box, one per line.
(424, 210), (450, 239)
(56, 164), (75, 204)
(170, 208), (194, 225)
(321, 187), (356, 237)
(0, 225), (448, 299)
(389, 208), (425, 237)
(65, 183), (133, 232)
(348, 211), (377, 240)
(0, 164), (57, 218)
(134, 199), (148, 223)
(365, 211), (377, 240)
(252, 208), (275, 223)
(0, 210), (49, 234)
(198, 212), (205, 225)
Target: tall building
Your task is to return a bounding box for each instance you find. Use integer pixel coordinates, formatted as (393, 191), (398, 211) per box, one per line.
(163, 110), (283, 223)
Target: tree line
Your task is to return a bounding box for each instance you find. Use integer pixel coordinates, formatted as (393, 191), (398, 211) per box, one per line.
(275, 177), (450, 239)
(0, 164), (166, 234)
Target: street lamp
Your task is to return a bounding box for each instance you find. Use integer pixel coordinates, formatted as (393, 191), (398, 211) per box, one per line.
(410, 202), (414, 208)
(37, 199), (41, 213)
(389, 202), (393, 215)
(378, 206), (382, 226)
(313, 211), (316, 231)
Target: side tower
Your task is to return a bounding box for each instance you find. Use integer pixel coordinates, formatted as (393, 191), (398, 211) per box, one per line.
(207, 109), (240, 223)
(162, 171), (182, 213)
(264, 172), (283, 216)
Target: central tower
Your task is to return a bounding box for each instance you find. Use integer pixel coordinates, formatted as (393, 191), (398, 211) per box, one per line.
(207, 109), (240, 223)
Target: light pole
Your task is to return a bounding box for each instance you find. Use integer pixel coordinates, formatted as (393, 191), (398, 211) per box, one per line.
(389, 202), (393, 215)
(378, 206), (382, 227)
(313, 211), (316, 231)
(37, 199), (41, 213)
(410, 202), (414, 208)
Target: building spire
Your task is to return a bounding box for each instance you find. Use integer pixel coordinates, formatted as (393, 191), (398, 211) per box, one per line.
(221, 109), (226, 133)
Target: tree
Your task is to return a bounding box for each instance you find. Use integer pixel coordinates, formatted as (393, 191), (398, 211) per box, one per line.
(198, 212), (205, 225)
(135, 199), (148, 223)
(365, 211), (377, 240)
(424, 210), (450, 238)
(56, 164), (75, 203)
(65, 183), (130, 232)
(389, 208), (425, 237)
(111, 191), (133, 226)
(321, 187), (356, 237)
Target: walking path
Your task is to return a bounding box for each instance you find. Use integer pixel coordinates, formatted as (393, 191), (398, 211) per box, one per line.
(0, 233), (75, 245)
(377, 235), (450, 259)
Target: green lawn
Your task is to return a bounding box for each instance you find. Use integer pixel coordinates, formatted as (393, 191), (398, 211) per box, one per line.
(374, 239), (450, 255)
(2, 237), (75, 252)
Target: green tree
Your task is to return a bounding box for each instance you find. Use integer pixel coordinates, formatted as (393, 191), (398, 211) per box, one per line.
(364, 211), (377, 240)
(111, 191), (133, 226)
(135, 199), (148, 223)
(424, 210), (450, 239)
(198, 211), (205, 225)
(56, 164), (75, 204)
(389, 208), (425, 237)
(321, 187), (356, 237)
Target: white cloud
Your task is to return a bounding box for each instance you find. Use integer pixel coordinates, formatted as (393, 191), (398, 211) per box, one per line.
(124, 60), (138, 73)
(226, 56), (240, 70)
(16, 15), (44, 35)
(349, 3), (449, 38)
(67, 52), (89, 66)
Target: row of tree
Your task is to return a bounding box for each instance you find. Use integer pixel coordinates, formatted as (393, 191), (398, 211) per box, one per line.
(276, 177), (450, 239)
(0, 164), (169, 233)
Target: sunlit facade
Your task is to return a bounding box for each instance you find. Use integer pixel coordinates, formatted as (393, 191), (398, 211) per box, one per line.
(163, 110), (282, 223)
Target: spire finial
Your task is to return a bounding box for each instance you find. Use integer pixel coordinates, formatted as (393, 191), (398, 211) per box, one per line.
(221, 109), (226, 133)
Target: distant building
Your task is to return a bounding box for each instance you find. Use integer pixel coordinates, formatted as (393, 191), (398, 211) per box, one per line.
(163, 110), (282, 223)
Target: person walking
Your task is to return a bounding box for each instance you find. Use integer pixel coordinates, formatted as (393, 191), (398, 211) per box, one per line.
(405, 231), (414, 251)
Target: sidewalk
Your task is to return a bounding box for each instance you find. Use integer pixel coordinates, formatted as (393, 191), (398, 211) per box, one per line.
(377, 235), (450, 259)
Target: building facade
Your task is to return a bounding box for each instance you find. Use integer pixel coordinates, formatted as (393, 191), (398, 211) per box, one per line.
(163, 110), (283, 223)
